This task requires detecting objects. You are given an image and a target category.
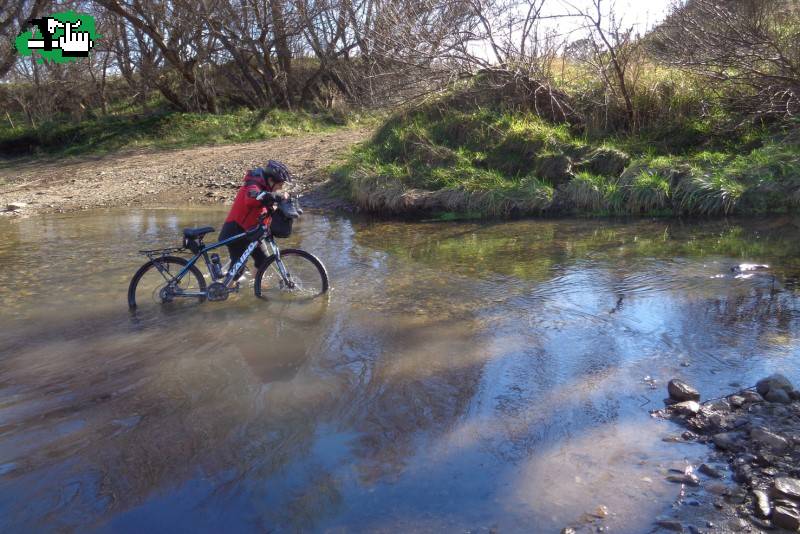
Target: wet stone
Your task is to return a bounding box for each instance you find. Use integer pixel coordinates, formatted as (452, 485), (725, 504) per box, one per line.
(668, 379), (701, 402)
(713, 432), (745, 451)
(667, 473), (701, 486)
(699, 464), (724, 478)
(729, 395), (746, 408)
(753, 489), (772, 518)
(741, 391), (764, 403)
(765, 388), (791, 404)
(774, 478), (800, 501)
(774, 498), (800, 509)
(757, 374), (794, 396)
(751, 427), (789, 452)
(672, 401), (701, 416)
(773, 506), (800, 531)
(655, 519), (684, 532)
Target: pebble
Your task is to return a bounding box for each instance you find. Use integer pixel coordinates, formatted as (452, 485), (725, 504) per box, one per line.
(591, 505), (609, 518)
(655, 520), (684, 532)
(729, 395), (746, 408)
(756, 374), (794, 396)
(713, 432), (745, 451)
(750, 427), (789, 452)
(753, 489), (771, 518)
(6, 202), (27, 211)
(667, 473), (701, 486)
(741, 391), (763, 403)
(774, 478), (800, 500)
(668, 379), (701, 402)
(699, 463), (724, 478)
(773, 506), (800, 531)
(672, 400), (701, 416)
(766, 388), (791, 404)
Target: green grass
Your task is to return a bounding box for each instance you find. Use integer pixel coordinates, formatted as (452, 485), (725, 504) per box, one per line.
(332, 88), (800, 217)
(0, 108), (371, 158)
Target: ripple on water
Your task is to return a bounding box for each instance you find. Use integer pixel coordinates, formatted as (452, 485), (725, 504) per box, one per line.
(0, 209), (799, 531)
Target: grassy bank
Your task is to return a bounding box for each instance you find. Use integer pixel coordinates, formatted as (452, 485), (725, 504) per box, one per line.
(331, 91), (800, 218)
(0, 108), (367, 159)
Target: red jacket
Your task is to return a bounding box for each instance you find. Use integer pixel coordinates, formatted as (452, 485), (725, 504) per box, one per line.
(225, 170), (274, 229)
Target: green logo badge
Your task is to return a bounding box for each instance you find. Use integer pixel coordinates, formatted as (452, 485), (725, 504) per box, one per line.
(15, 11), (98, 63)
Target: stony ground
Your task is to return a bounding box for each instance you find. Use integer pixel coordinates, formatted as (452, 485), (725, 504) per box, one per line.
(0, 128), (370, 217)
(650, 375), (800, 533)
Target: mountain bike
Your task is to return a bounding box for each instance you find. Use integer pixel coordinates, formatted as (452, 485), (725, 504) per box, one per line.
(127, 204), (329, 310)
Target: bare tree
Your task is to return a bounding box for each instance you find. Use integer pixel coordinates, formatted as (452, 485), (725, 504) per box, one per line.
(564, 0), (640, 130)
(0, 0), (51, 78)
(650, 0), (800, 119)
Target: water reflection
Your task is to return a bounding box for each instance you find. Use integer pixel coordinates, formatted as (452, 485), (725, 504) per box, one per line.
(0, 209), (799, 532)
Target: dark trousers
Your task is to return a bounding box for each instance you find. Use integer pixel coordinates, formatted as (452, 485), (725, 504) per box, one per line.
(219, 221), (268, 277)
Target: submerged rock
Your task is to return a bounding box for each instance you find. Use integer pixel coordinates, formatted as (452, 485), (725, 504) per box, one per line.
(668, 379), (701, 402)
(712, 432), (745, 451)
(666, 473), (700, 486)
(765, 388), (792, 404)
(750, 427), (790, 452)
(731, 263), (769, 273)
(698, 463), (724, 478)
(654, 519), (684, 532)
(756, 373), (794, 396)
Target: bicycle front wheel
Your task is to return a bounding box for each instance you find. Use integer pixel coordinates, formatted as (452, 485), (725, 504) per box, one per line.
(254, 249), (329, 302)
(128, 256), (206, 310)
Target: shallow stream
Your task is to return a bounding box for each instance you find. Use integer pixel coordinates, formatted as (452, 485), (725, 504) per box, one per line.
(1, 209), (799, 532)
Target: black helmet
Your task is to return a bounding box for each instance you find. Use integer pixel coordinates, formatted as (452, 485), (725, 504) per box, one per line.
(264, 160), (291, 183)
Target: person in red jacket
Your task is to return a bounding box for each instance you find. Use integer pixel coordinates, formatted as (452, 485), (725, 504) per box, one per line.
(218, 160), (291, 277)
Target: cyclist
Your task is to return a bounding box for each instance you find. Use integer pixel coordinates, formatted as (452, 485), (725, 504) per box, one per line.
(218, 160), (291, 277)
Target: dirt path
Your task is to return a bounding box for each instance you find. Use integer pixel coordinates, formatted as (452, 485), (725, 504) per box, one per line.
(0, 128), (370, 216)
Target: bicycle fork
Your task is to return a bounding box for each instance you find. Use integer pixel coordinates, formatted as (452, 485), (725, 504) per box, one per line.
(264, 239), (295, 288)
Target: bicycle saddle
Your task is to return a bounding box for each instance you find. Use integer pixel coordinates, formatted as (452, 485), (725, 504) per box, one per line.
(183, 226), (215, 238)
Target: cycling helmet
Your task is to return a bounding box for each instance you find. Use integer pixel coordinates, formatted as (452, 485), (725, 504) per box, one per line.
(264, 160), (292, 183)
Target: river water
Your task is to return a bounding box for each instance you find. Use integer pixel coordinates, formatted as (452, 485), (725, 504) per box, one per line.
(1, 208), (799, 532)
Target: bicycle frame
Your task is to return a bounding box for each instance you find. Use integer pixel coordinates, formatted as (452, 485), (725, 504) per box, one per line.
(155, 223), (285, 297)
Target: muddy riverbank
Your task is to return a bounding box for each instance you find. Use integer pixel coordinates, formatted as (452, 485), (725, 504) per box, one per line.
(0, 128), (369, 217)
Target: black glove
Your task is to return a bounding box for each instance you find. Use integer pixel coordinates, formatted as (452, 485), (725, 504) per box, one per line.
(255, 190), (283, 206)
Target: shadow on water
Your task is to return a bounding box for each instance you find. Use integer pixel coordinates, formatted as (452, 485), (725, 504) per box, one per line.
(1, 209), (800, 532)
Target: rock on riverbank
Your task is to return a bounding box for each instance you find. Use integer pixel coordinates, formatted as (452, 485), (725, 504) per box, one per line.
(654, 374), (800, 532)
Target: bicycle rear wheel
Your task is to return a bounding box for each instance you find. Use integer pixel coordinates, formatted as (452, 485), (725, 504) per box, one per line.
(254, 249), (329, 302)
(128, 256), (206, 310)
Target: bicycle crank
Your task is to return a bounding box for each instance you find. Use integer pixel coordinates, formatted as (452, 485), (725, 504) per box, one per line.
(206, 282), (230, 302)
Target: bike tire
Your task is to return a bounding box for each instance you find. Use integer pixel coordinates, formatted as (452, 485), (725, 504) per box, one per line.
(128, 256), (206, 309)
(254, 249), (329, 300)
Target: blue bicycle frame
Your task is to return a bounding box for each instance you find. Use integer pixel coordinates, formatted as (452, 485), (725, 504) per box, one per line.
(169, 223), (283, 291)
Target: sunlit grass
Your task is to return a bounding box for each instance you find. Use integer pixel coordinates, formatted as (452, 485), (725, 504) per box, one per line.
(0, 108), (370, 158)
